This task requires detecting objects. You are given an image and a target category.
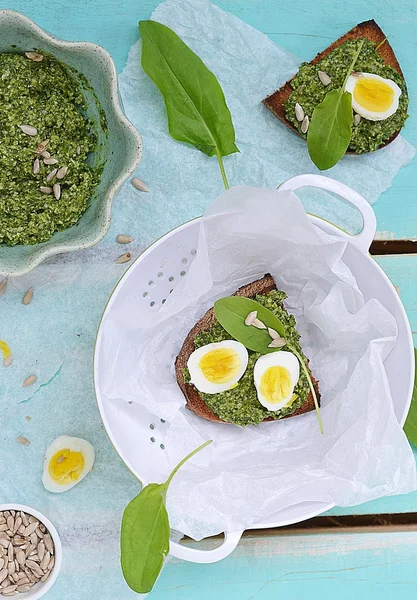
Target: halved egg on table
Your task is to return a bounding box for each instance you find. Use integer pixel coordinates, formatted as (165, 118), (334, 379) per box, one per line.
(42, 435), (95, 493)
(254, 351), (300, 411)
(345, 72), (402, 121)
(187, 340), (249, 394)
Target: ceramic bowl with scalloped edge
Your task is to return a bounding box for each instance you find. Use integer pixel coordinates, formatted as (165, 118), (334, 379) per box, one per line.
(0, 10), (142, 277)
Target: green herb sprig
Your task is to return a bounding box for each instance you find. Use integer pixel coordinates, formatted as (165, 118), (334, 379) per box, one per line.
(139, 20), (238, 189)
(404, 348), (417, 445)
(214, 296), (323, 433)
(121, 440), (212, 594)
(307, 39), (365, 170)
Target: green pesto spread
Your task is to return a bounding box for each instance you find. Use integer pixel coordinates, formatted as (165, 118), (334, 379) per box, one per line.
(284, 39), (408, 153)
(0, 52), (101, 245)
(184, 290), (310, 427)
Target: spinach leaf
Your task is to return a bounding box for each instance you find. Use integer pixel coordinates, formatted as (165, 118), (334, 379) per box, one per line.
(121, 440), (212, 593)
(139, 20), (238, 188)
(307, 40), (364, 170)
(404, 348), (417, 446)
(214, 296), (286, 353)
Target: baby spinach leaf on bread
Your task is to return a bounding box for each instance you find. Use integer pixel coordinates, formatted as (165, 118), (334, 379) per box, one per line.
(214, 296), (286, 353)
(121, 440), (212, 593)
(139, 20), (238, 188)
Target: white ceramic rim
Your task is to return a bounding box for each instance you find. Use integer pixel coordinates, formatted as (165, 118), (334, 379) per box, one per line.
(0, 504), (62, 599)
(0, 10), (143, 276)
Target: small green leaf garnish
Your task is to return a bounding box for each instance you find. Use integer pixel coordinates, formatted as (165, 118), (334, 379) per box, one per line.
(403, 348), (417, 446)
(214, 296), (285, 353)
(139, 20), (238, 189)
(121, 440), (212, 593)
(307, 39), (364, 170)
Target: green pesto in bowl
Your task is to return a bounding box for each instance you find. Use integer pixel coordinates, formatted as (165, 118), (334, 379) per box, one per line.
(284, 39), (408, 153)
(184, 290), (310, 427)
(0, 52), (103, 246)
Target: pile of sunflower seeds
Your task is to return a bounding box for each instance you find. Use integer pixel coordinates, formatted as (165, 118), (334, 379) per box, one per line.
(0, 509), (55, 596)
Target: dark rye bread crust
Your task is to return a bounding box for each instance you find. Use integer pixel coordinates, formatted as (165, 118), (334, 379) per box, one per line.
(175, 274), (320, 424)
(262, 20), (406, 152)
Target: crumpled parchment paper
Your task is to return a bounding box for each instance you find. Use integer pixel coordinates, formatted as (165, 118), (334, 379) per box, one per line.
(99, 185), (417, 540)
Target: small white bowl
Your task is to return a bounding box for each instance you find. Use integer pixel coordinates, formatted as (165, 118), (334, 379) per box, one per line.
(0, 504), (62, 599)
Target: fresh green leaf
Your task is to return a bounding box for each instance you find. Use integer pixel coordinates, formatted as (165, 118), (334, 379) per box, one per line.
(307, 39), (364, 170)
(307, 89), (353, 170)
(404, 347), (417, 446)
(139, 20), (238, 188)
(121, 440), (212, 593)
(121, 483), (169, 594)
(214, 296), (286, 353)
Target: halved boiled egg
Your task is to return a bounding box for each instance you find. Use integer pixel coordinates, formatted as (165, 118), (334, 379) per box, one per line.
(254, 351), (300, 411)
(345, 72), (401, 121)
(187, 340), (248, 394)
(42, 435), (95, 493)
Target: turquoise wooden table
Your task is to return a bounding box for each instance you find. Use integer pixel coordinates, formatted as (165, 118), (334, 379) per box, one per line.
(5, 0), (417, 597)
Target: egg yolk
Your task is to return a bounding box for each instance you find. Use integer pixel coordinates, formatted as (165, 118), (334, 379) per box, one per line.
(353, 77), (394, 113)
(48, 449), (85, 485)
(260, 366), (292, 404)
(199, 348), (240, 384)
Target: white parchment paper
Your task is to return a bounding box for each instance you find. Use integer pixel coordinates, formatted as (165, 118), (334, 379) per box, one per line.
(100, 186), (417, 540)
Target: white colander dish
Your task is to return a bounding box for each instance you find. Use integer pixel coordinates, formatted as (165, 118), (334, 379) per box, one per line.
(94, 174), (414, 563)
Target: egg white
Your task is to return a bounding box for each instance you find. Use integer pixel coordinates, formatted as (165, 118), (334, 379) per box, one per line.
(345, 72), (401, 121)
(254, 351), (300, 411)
(187, 340), (248, 394)
(42, 435), (95, 493)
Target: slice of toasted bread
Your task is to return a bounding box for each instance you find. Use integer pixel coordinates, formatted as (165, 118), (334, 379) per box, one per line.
(263, 20), (405, 151)
(175, 274), (320, 424)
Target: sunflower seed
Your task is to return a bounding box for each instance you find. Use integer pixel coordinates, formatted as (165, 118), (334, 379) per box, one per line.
(0, 526), (7, 533)
(3, 356), (12, 368)
(39, 525), (45, 534)
(318, 70), (331, 86)
(22, 288), (33, 305)
(56, 166), (68, 179)
(6, 519), (13, 534)
(23, 375), (37, 388)
(19, 125), (37, 136)
(47, 555), (54, 570)
(17, 527), (25, 537)
(53, 183), (61, 200)
(28, 517), (37, 526)
(295, 102), (304, 122)
(0, 560), (3, 571)
(43, 157), (58, 166)
(268, 327), (279, 339)
(35, 528), (43, 539)
(41, 150), (51, 159)
(41, 572), (51, 582)
(0, 570), (7, 584)
(7, 562), (15, 576)
(26, 560), (41, 572)
(35, 140), (49, 154)
(36, 541), (44, 563)
(268, 337), (287, 349)
(116, 234), (134, 244)
(252, 318), (266, 330)
(0, 540), (8, 549)
(301, 115), (310, 134)
(1, 584), (17, 594)
(24, 546), (35, 559)
(25, 52), (44, 62)
(16, 584), (31, 592)
(11, 574), (19, 583)
(0, 279), (6, 296)
(7, 544), (12, 562)
(12, 539), (24, 547)
(131, 177), (149, 192)
(46, 169), (57, 183)
(20, 515), (28, 529)
(354, 113), (361, 126)
(40, 186), (52, 194)
(40, 551), (50, 572)
(12, 519), (21, 535)
(16, 435), (30, 447)
(244, 311), (257, 326)
(116, 252), (132, 264)
(43, 535), (53, 556)
(15, 551), (24, 568)
(33, 157), (40, 175)
(29, 533), (37, 547)
(0, 518), (5, 524)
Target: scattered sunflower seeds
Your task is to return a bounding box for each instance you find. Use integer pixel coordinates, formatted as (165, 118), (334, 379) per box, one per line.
(35, 140), (49, 155)
(301, 115), (310, 134)
(33, 158), (40, 175)
(3, 356), (12, 368)
(43, 157), (58, 166)
(252, 318), (267, 330)
(116, 234), (134, 244)
(22, 375), (37, 388)
(131, 177), (149, 192)
(46, 169), (57, 183)
(318, 70), (331, 86)
(56, 166), (68, 180)
(0, 279), (7, 297)
(24, 52), (44, 62)
(295, 102), (304, 122)
(19, 125), (37, 137)
(53, 183), (61, 200)
(244, 311), (257, 326)
(16, 437), (30, 447)
(116, 252), (132, 264)
(41, 150), (51, 159)
(40, 186), (52, 195)
(22, 288), (33, 305)
(354, 113), (361, 126)
(268, 327), (279, 340)
(268, 337), (287, 349)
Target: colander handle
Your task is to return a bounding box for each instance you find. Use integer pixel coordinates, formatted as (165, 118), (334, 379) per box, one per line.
(169, 530), (243, 563)
(278, 174), (377, 254)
